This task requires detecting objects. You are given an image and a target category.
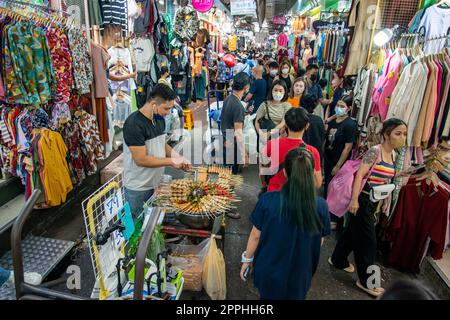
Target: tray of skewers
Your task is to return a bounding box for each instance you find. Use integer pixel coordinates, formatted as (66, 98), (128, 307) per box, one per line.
(155, 178), (240, 229)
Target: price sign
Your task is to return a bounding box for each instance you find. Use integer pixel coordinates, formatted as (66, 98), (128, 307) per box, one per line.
(104, 192), (124, 223)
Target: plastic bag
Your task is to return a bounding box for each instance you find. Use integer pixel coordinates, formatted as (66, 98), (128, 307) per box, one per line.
(244, 114), (258, 161)
(167, 239), (210, 291)
(202, 236), (226, 300)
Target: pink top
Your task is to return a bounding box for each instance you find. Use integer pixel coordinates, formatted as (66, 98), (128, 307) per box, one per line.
(371, 51), (404, 120)
(277, 33), (288, 48)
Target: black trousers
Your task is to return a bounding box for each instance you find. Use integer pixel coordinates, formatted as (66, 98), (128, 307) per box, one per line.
(223, 138), (240, 175)
(331, 190), (379, 288)
(217, 82), (228, 101)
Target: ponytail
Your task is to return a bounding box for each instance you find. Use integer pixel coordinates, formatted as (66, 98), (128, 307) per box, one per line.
(280, 148), (322, 234)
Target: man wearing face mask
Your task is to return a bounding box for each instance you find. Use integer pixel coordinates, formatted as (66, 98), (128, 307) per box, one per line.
(123, 84), (192, 219)
(304, 64), (332, 108)
(264, 61), (279, 96)
(220, 72), (251, 173)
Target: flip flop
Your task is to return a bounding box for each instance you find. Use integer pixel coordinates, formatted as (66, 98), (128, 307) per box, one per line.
(356, 281), (385, 298)
(328, 257), (355, 273)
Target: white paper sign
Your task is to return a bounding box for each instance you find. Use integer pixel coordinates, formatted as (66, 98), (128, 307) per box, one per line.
(98, 237), (123, 278)
(104, 192), (124, 223)
(230, 0), (256, 16)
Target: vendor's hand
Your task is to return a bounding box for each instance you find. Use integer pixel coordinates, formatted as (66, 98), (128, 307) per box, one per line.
(172, 157), (190, 170)
(348, 199), (359, 215)
(331, 165), (340, 176)
(240, 262), (252, 281)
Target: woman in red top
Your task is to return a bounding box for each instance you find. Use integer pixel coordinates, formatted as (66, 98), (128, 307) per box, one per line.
(262, 108), (322, 192)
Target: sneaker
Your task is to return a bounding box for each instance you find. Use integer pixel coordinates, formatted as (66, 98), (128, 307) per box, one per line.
(24, 272), (43, 286)
(2, 271), (43, 287)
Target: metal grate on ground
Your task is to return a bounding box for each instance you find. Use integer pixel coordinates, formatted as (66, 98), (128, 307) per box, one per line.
(81, 173), (126, 300)
(0, 236), (74, 300)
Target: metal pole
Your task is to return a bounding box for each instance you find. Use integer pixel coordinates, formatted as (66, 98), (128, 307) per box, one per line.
(83, 0), (97, 117)
(366, 0), (382, 65)
(11, 190), (41, 299)
(133, 208), (162, 300)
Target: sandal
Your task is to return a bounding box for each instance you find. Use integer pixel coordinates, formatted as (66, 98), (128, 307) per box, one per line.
(356, 281), (385, 298)
(226, 211), (241, 219)
(328, 257), (355, 273)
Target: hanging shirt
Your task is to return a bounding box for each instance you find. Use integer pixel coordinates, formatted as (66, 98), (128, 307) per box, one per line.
(91, 42), (111, 99)
(45, 26), (74, 103)
(100, 0), (129, 37)
(38, 129), (74, 207)
(5, 22), (56, 105)
(130, 37), (155, 72)
(371, 50), (404, 120)
(388, 179), (449, 272)
(68, 27), (94, 95)
(418, 4), (450, 54)
(277, 33), (288, 48)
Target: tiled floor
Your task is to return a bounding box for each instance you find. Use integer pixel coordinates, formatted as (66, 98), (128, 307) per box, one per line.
(432, 249), (450, 286)
(0, 194), (25, 231)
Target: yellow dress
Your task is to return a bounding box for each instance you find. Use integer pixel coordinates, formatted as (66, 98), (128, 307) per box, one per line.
(39, 129), (73, 206)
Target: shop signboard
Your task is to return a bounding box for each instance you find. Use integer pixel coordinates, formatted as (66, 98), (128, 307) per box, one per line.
(230, 0), (256, 16)
(192, 0), (214, 13)
(273, 16), (287, 25)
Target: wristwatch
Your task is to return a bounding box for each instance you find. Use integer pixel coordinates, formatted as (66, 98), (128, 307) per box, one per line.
(241, 251), (254, 263)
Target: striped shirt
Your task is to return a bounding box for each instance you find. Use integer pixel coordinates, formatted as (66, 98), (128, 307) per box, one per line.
(100, 0), (128, 37)
(368, 159), (396, 187)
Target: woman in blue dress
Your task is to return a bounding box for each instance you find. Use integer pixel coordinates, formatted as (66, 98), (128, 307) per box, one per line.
(240, 147), (331, 300)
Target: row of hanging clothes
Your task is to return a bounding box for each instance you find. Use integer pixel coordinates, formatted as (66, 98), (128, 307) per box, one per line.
(0, 4), (105, 207)
(291, 33), (313, 72)
(351, 29), (450, 273)
(0, 6), (93, 105)
(354, 34), (450, 146)
(0, 103), (104, 207)
(314, 25), (349, 67)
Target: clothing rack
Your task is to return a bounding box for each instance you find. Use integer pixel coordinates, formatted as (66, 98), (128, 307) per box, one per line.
(0, 0), (69, 15)
(0, 0), (96, 116)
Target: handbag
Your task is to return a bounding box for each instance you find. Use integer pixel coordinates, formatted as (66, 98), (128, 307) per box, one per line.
(327, 145), (381, 217)
(258, 103), (276, 131)
(369, 184), (395, 202)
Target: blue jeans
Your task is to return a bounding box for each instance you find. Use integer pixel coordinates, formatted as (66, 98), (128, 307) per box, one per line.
(0, 266), (11, 286)
(124, 188), (155, 219)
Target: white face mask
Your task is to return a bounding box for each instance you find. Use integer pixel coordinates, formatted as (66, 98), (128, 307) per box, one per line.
(273, 92), (284, 102)
(282, 68), (289, 75)
(270, 70), (278, 77)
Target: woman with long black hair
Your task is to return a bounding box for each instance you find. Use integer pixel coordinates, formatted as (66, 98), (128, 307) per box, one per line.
(240, 148), (331, 300)
(328, 118), (408, 298)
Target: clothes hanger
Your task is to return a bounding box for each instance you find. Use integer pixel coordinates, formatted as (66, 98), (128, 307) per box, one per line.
(414, 170), (440, 191)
